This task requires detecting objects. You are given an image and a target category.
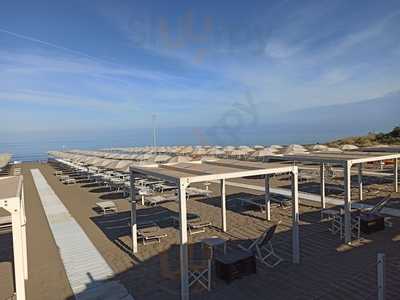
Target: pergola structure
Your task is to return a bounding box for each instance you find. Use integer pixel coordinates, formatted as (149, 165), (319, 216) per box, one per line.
(266, 151), (400, 244)
(0, 176), (28, 300)
(130, 160), (299, 300)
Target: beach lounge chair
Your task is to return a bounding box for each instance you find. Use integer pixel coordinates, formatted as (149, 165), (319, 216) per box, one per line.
(299, 169), (318, 182)
(96, 200), (118, 215)
(270, 195), (291, 209)
(238, 223), (282, 268)
(0, 216), (12, 231)
(185, 187), (213, 200)
(188, 220), (212, 235)
(170, 215), (211, 235)
(137, 223), (168, 245)
(63, 177), (77, 185)
(145, 194), (176, 207)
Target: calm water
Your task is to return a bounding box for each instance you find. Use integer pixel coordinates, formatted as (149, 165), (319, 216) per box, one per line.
(0, 126), (351, 162)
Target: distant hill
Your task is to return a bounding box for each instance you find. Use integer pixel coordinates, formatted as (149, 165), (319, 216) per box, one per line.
(327, 125), (400, 147)
(263, 90), (400, 144)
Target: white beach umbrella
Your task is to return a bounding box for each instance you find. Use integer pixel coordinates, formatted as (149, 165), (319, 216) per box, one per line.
(115, 160), (135, 171)
(251, 149), (276, 157)
(253, 145), (264, 149)
(200, 156), (219, 161)
(284, 144), (308, 154)
(264, 147), (279, 153)
(179, 146), (194, 154)
(311, 144), (329, 151)
(325, 147), (343, 153)
(91, 158), (107, 167)
(86, 157), (102, 165)
(230, 149), (248, 156)
(206, 149), (225, 156)
(341, 144), (359, 150)
(103, 159), (121, 169)
(223, 146), (235, 151)
(192, 148), (208, 156)
(270, 145), (283, 150)
(153, 154), (172, 163)
(0, 153), (11, 168)
(238, 145), (252, 150)
(167, 156), (192, 163)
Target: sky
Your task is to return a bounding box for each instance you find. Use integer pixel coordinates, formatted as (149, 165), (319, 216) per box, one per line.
(1, 0), (400, 135)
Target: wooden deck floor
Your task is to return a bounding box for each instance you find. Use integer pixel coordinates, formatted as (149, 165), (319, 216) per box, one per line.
(3, 163), (398, 300)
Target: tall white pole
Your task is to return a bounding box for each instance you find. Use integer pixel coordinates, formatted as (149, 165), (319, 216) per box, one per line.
(292, 168), (300, 264)
(320, 163), (326, 209)
(220, 179), (227, 232)
(12, 210), (26, 300)
(344, 162), (352, 244)
(358, 164), (363, 201)
(265, 174), (271, 221)
(178, 180), (189, 300)
(152, 114), (157, 154)
(130, 171), (138, 254)
(394, 159), (398, 193)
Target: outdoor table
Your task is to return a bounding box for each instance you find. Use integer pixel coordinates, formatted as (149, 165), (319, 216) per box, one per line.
(201, 237), (227, 259)
(215, 249), (256, 283)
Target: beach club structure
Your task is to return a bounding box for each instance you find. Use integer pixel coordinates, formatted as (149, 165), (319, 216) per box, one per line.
(129, 160), (300, 300)
(265, 151), (400, 244)
(2, 144), (400, 300)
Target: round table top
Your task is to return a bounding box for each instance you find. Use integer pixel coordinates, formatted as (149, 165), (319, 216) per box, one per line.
(201, 237), (226, 247)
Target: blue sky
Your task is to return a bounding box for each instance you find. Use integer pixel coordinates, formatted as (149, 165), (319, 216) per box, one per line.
(1, 0), (400, 134)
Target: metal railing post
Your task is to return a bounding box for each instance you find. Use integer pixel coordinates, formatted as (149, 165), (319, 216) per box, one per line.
(377, 253), (385, 300)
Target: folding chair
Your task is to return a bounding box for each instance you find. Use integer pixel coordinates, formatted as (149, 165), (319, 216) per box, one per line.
(239, 224), (283, 268)
(189, 259), (212, 291)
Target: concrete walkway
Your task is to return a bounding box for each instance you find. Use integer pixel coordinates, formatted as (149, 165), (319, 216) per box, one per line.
(31, 169), (133, 300)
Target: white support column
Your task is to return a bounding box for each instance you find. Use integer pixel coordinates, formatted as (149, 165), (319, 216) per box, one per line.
(344, 162), (352, 244)
(394, 159), (398, 193)
(20, 189), (28, 280)
(291, 168), (300, 264)
(265, 174), (271, 221)
(178, 180), (189, 300)
(358, 164), (363, 201)
(220, 179), (227, 232)
(130, 173), (138, 254)
(320, 163), (326, 209)
(12, 210), (26, 300)
(21, 210), (28, 280)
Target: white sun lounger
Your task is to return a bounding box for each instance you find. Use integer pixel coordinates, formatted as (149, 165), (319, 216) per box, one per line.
(0, 216), (12, 230)
(185, 187), (213, 200)
(96, 200), (118, 215)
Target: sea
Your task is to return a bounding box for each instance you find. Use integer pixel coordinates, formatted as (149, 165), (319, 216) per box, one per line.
(0, 126), (350, 162)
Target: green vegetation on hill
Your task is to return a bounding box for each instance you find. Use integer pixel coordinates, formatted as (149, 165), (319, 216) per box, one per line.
(328, 126), (400, 147)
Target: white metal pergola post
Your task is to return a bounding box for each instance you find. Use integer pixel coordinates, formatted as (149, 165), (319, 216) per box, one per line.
(220, 179), (227, 232)
(291, 167), (300, 264)
(394, 158), (398, 193)
(178, 179), (189, 300)
(320, 163), (326, 209)
(344, 162), (352, 244)
(358, 164), (363, 201)
(130, 174), (138, 254)
(265, 174), (271, 221)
